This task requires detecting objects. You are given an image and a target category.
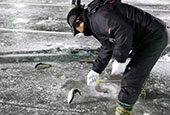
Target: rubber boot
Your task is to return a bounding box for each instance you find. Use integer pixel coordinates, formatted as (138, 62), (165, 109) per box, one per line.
(115, 100), (133, 115)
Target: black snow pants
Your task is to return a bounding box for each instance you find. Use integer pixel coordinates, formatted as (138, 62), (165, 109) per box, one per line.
(118, 29), (169, 105)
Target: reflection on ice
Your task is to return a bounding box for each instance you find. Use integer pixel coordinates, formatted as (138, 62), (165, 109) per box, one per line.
(13, 18), (30, 24)
(14, 3), (27, 8)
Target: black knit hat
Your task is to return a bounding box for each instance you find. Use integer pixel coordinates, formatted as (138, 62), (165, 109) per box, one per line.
(67, 5), (85, 36)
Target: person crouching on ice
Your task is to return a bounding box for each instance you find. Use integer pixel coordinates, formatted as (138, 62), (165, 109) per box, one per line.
(67, 0), (169, 114)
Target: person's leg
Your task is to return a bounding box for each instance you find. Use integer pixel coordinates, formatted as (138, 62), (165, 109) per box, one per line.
(115, 30), (169, 114)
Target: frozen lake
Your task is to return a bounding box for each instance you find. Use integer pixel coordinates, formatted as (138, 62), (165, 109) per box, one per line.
(0, 0), (170, 115)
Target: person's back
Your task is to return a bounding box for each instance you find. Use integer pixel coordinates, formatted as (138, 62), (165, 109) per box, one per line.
(86, 1), (168, 55)
(88, 1), (167, 41)
(115, 3), (167, 39)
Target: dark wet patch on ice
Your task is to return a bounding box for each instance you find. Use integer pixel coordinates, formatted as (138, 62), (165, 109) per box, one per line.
(144, 89), (170, 100)
(61, 79), (85, 90)
(0, 54), (92, 63)
(0, 48), (99, 63)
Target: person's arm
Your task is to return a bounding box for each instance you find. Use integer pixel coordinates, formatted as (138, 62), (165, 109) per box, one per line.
(92, 39), (112, 74)
(87, 38), (112, 85)
(92, 8), (134, 63)
(108, 14), (134, 63)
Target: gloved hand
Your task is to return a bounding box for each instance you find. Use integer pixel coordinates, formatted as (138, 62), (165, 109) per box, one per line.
(87, 70), (99, 86)
(111, 59), (131, 75)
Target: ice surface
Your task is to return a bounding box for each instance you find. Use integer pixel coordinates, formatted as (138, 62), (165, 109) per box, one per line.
(0, 0), (170, 115)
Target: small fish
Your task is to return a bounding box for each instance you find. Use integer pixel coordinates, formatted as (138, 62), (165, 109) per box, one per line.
(35, 63), (52, 70)
(67, 88), (81, 104)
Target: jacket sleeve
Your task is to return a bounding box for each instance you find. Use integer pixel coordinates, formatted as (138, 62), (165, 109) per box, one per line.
(108, 14), (133, 63)
(92, 38), (112, 74)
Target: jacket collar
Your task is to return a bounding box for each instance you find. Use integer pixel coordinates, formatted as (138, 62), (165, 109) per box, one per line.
(82, 9), (93, 36)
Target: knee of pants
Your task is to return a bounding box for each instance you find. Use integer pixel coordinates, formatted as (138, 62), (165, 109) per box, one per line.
(118, 86), (141, 105)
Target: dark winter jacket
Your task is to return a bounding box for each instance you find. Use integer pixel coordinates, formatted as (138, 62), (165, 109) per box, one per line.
(83, 0), (167, 73)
